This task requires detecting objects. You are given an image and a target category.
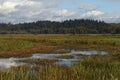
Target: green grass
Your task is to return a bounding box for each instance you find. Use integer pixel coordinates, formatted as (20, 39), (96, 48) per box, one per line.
(0, 40), (34, 51)
(0, 56), (119, 80)
(0, 34), (119, 51)
(0, 34), (120, 80)
(55, 55), (74, 59)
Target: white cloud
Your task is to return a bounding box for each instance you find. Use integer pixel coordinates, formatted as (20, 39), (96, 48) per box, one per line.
(99, 13), (120, 23)
(0, 1), (18, 14)
(0, 0), (77, 23)
(0, 0), (120, 23)
(81, 10), (104, 18)
(0, 0), (42, 15)
(50, 9), (76, 21)
(54, 9), (75, 17)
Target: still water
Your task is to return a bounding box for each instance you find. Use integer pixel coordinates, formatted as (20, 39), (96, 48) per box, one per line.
(0, 49), (107, 69)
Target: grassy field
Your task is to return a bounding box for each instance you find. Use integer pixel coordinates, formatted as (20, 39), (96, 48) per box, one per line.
(0, 34), (120, 80)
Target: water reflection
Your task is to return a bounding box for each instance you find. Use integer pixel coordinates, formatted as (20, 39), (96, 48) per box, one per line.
(0, 49), (107, 69)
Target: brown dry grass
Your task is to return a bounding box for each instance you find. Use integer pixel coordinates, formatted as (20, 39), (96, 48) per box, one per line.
(19, 59), (58, 65)
(0, 45), (58, 58)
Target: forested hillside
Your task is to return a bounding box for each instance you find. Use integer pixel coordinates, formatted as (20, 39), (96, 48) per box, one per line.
(0, 19), (119, 34)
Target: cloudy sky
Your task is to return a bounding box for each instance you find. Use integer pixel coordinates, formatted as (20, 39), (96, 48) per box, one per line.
(0, 0), (120, 23)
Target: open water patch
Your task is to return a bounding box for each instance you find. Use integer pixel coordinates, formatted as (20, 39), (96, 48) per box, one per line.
(0, 49), (108, 69)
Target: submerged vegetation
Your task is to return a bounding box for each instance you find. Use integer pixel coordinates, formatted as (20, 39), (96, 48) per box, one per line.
(0, 34), (120, 80)
(19, 59), (58, 65)
(55, 55), (74, 59)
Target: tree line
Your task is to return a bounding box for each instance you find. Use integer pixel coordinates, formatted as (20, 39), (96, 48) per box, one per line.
(0, 19), (119, 34)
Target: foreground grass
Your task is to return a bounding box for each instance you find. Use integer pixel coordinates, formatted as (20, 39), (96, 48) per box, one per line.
(0, 55), (119, 80)
(0, 34), (120, 80)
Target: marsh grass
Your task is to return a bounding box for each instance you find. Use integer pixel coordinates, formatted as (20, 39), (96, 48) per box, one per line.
(19, 59), (58, 65)
(55, 55), (74, 59)
(0, 34), (119, 57)
(0, 55), (119, 80)
(0, 34), (120, 80)
(74, 54), (90, 57)
(72, 56), (120, 80)
(0, 45), (57, 58)
(53, 49), (70, 54)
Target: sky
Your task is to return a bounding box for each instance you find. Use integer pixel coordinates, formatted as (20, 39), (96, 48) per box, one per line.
(0, 0), (120, 23)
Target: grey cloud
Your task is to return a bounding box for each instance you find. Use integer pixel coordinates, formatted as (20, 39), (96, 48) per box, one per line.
(0, 0), (120, 23)
(0, 0), (77, 23)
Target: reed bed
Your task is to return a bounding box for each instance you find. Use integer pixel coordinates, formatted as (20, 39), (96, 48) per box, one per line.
(0, 55), (119, 80)
(0, 34), (119, 80)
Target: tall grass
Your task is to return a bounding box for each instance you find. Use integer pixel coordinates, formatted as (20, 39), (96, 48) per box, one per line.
(0, 34), (120, 80)
(0, 55), (119, 80)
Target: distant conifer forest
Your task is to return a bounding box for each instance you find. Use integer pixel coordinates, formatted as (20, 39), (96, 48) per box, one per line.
(0, 19), (120, 34)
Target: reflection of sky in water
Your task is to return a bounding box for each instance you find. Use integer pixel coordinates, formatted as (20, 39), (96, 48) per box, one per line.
(0, 58), (25, 70)
(56, 59), (80, 67)
(70, 50), (107, 55)
(0, 49), (107, 70)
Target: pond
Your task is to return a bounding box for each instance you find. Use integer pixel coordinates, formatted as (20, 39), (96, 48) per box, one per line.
(0, 49), (107, 70)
